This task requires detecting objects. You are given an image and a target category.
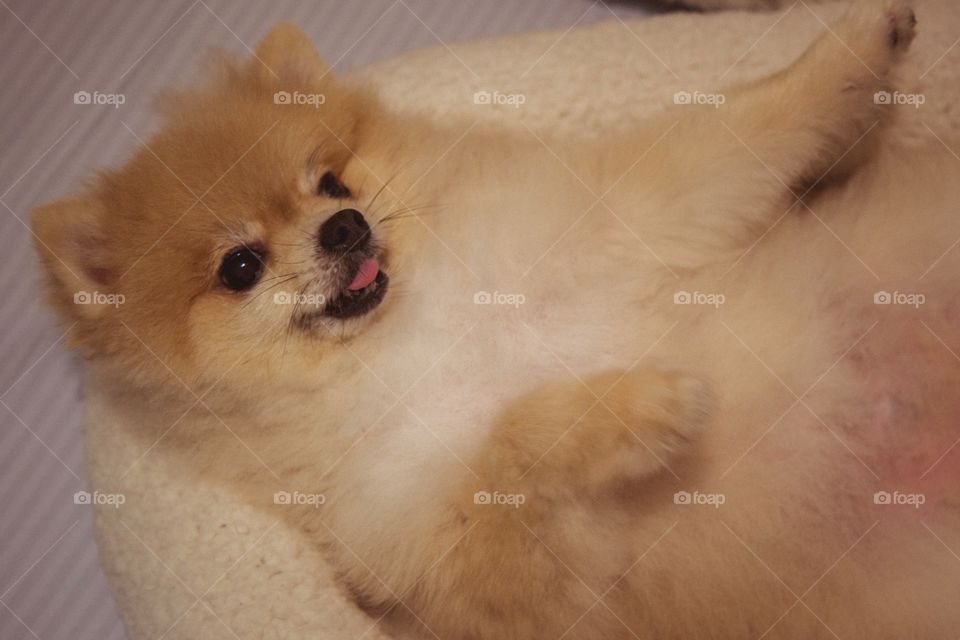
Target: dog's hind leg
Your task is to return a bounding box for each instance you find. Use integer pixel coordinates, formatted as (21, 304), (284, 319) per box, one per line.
(603, 0), (917, 268)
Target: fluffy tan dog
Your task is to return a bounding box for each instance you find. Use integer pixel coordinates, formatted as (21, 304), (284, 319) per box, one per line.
(33, 1), (960, 638)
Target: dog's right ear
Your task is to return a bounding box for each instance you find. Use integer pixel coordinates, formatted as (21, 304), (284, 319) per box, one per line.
(32, 194), (116, 321)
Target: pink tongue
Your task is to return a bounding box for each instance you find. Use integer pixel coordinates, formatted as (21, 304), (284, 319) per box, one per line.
(347, 258), (379, 291)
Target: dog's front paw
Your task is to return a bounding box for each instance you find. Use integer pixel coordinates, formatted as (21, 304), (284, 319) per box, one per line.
(663, 374), (714, 452)
(585, 368), (714, 485)
(484, 368), (713, 494)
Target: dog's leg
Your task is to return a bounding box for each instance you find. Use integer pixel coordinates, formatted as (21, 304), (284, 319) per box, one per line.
(606, 0), (916, 267)
(376, 368), (711, 639)
(469, 367), (711, 490)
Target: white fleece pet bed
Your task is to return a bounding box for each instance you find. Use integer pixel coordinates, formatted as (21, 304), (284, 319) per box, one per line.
(88, 3), (959, 638)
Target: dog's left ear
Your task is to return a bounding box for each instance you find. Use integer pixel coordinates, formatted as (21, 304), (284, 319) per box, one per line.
(254, 23), (330, 85)
(32, 194), (116, 322)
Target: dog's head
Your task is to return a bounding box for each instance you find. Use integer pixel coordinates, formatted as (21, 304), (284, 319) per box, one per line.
(33, 25), (403, 398)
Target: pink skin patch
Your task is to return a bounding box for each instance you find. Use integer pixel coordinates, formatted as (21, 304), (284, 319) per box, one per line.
(348, 258), (379, 291)
(844, 317), (960, 514)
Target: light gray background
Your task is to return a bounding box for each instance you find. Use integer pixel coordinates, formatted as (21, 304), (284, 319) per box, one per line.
(0, 1), (668, 638)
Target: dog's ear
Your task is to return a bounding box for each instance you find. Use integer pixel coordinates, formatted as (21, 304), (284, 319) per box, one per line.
(254, 23), (330, 85)
(32, 194), (116, 320)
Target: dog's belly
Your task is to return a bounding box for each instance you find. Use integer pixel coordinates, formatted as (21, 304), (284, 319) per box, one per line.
(390, 178), (960, 507)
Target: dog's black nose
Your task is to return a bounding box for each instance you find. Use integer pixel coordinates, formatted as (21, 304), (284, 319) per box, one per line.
(319, 208), (370, 253)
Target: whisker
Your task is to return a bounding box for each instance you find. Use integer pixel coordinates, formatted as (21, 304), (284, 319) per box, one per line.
(282, 279), (312, 359)
(366, 169), (403, 213)
(258, 272), (298, 282)
(291, 227), (317, 241)
(378, 203), (445, 224)
(242, 274), (299, 308)
(378, 213), (437, 225)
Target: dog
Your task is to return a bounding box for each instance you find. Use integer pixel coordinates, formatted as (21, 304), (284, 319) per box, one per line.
(33, 1), (960, 637)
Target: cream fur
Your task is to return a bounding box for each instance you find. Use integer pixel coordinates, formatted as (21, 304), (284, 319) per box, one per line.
(33, 1), (960, 638)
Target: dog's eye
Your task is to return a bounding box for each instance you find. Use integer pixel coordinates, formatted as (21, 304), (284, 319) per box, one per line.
(219, 247), (264, 291)
(318, 171), (351, 199)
